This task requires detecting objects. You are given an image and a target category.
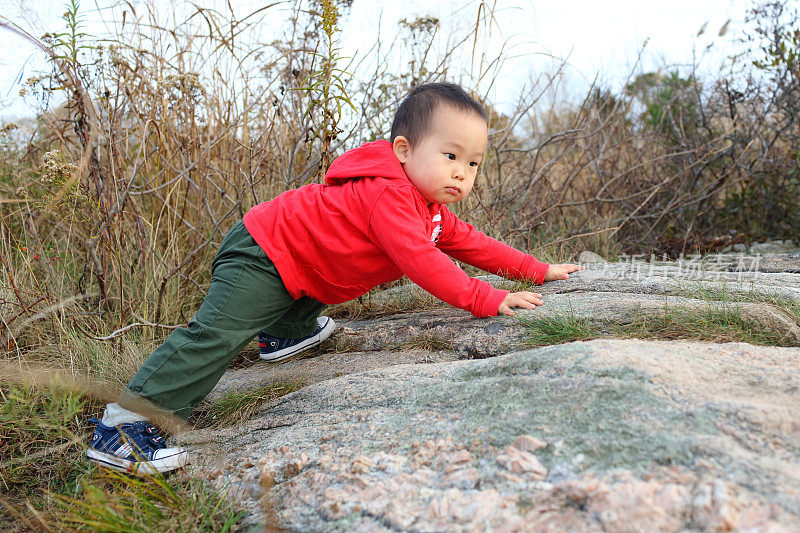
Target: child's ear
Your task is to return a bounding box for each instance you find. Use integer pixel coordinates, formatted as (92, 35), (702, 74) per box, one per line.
(393, 136), (411, 163)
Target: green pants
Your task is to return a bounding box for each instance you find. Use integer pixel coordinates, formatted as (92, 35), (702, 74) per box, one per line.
(119, 221), (325, 420)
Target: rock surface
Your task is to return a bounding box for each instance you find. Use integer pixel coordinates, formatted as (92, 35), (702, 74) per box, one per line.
(183, 253), (800, 531)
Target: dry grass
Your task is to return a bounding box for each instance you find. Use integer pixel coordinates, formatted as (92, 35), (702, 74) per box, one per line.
(614, 305), (796, 346)
(47, 468), (244, 532)
(520, 299), (800, 349)
(400, 332), (455, 351)
(519, 312), (599, 347)
(0, 380), (244, 532)
(327, 283), (445, 320)
(676, 286), (800, 329)
(192, 378), (306, 429)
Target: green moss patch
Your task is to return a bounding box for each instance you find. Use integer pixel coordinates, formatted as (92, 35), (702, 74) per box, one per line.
(412, 346), (716, 473)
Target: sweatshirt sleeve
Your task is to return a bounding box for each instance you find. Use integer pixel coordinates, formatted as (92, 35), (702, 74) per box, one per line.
(436, 206), (550, 285)
(367, 187), (508, 318)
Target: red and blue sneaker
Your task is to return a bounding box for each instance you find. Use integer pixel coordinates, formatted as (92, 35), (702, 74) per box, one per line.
(86, 418), (188, 476)
(257, 316), (335, 362)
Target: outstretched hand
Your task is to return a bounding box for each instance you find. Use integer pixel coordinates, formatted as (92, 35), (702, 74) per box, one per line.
(544, 263), (583, 282)
(498, 291), (543, 317)
(498, 264), (583, 316)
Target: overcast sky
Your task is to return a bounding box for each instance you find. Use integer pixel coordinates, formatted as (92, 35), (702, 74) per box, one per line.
(0, 0), (780, 120)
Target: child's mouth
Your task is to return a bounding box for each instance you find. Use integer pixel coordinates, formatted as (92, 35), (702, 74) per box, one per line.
(445, 186), (461, 194)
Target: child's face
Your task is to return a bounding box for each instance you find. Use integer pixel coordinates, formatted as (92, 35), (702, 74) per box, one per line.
(393, 105), (488, 205)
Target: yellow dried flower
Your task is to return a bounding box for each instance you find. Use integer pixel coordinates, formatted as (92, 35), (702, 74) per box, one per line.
(37, 150), (79, 187)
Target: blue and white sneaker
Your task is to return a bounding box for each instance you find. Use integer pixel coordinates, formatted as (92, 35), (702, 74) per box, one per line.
(258, 316), (335, 362)
(86, 418), (188, 476)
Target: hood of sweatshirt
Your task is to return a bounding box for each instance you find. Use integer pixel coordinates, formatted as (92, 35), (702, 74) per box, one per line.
(324, 140), (408, 185)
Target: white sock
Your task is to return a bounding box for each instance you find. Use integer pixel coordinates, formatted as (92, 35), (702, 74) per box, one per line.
(101, 402), (150, 426)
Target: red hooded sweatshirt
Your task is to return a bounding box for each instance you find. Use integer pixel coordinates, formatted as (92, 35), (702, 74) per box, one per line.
(243, 140), (549, 318)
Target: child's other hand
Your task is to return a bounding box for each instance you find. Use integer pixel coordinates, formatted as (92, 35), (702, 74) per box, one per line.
(498, 291), (543, 316)
(544, 263), (583, 282)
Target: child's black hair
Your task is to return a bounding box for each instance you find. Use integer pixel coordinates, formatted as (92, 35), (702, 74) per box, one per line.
(390, 82), (487, 146)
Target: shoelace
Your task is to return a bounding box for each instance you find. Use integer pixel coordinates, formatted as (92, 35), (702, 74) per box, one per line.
(88, 418), (166, 453)
(138, 423), (166, 449)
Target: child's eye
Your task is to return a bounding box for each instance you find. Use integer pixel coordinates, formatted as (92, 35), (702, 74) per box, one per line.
(444, 153), (456, 160)
(469, 161), (479, 167)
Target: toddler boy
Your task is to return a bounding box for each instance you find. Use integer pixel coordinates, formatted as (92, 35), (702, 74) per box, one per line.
(86, 82), (580, 475)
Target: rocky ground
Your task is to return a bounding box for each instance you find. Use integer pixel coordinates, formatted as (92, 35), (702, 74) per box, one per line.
(180, 250), (800, 532)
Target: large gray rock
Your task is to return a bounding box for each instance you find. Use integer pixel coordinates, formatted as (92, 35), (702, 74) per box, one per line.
(209, 348), (461, 403)
(184, 340), (800, 532)
(185, 253), (800, 531)
(212, 287), (799, 402)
